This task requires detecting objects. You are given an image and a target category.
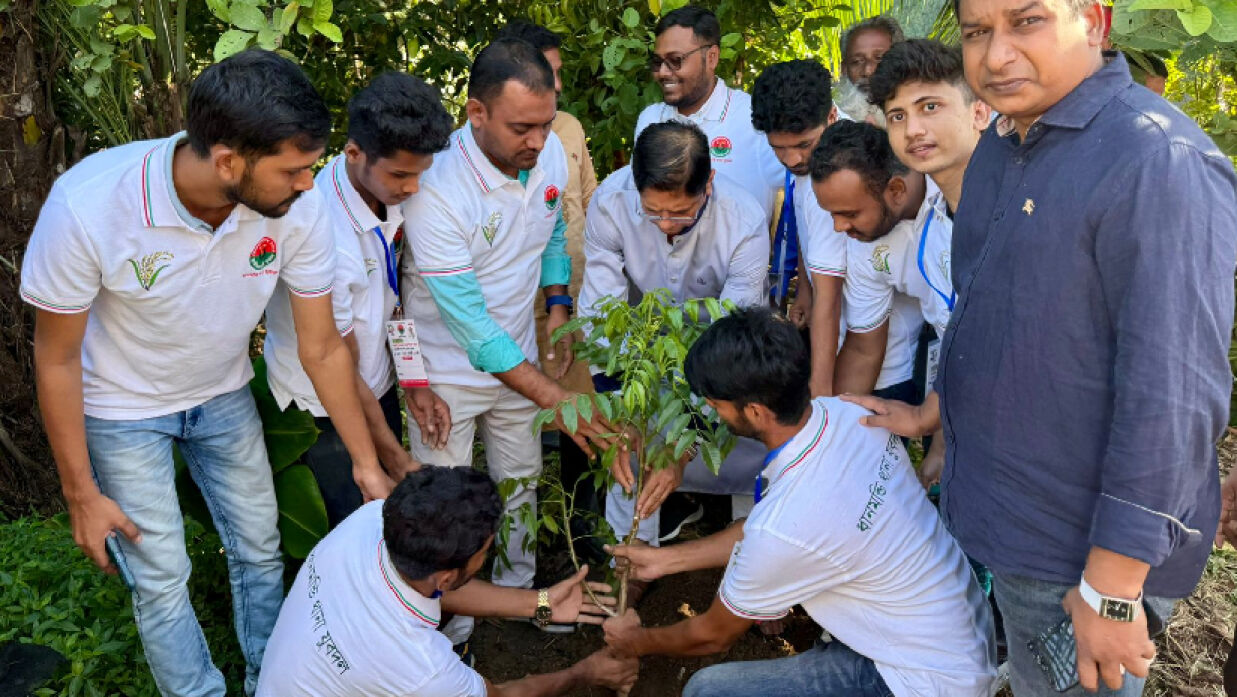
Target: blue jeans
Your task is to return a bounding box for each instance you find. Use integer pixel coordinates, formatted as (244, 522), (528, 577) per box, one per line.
(85, 387), (283, 697)
(683, 641), (892, 697)
(993, 573), (1175, 697)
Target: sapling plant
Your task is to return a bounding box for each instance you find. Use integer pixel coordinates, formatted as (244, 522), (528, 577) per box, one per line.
(514, 289), (738, 618)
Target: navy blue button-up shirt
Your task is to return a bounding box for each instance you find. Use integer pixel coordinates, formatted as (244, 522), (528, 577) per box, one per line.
(938, 55), (1237, 598)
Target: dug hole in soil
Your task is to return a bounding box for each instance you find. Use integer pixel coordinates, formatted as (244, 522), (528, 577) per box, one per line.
(470, 495), (821, 696)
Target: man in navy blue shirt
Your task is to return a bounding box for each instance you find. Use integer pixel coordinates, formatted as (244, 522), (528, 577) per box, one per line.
(844, 0), (1237, 695)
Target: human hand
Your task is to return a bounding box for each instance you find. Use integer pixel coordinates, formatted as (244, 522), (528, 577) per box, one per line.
(636, 462), (685, 519)
(610, 429), (641, 494)
(545, 306), (575, 380)
(1063, 586), (1156, 692)
(605, 540), (673, 583)
(546, 565), (618, 625)
(68, 491), (142, 574)
(839, 393), (935, 437)
(405, 387), (451, 450)
(353, 464), (397, 502)
(1217, 468), (1237, 548)
(555, 394), (624, 458)
(580, 647), (639, 691)
(788, 292), (812, 329)
(378, 440), (419, 481)
(918, 434), (945, 490)
(602, 608), (644, 657)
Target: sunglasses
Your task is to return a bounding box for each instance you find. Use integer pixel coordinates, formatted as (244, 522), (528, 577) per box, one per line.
(649, 45), (714, 73)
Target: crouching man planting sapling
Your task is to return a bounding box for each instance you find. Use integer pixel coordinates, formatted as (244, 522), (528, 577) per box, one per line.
(602, 308), (996, 697)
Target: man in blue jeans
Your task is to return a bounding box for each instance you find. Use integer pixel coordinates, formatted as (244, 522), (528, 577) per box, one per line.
(844, 0), (1237, 694)
(21, 50), (394, 696)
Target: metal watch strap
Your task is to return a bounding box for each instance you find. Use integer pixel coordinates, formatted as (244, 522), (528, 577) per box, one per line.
(535, 589), (551, 627)
(1079, 576), (1141, 622)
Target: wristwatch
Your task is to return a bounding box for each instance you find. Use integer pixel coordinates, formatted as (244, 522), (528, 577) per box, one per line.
(534, 589), (552, 627)
(1079, 575), (1141, 623)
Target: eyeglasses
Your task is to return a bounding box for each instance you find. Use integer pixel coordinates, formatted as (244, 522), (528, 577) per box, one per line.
(642, 194), (710, 225)
(649, 45), (714, 73)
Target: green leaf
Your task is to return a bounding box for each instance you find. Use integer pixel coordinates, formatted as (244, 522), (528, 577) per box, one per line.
(561, 401), (579, 434)
(91, 54), (112, 71)
(720, 32), (741, 47)
(1127, 0), (1191, 10)
(313, 20), (342, 42)
(622, 7), (640, 27)
(602, 42), (625, 71)
(1177, 3), (1214, 34)
(575, 393), (594, 423)
(257, 25), (278, 49)
(214, 29), (254, 60)
(595, 392), (615, 421)
(279, 1), (299, 34)
(249, 357), (320, 473)
(1202, 0), (1237, 40)
(88, 37), (113, 55)
(82, 75), (102, 98)
(673, 430), (694, 459)
(274, 464), (329, 558)
(206, 0), (231, 22)
(703, 297), (723, 322)
(702, 442), (722, 474)
(136, 24), (156, 40)
(668, 413), (691, 438)
(312, 0), (332, 24)
(229, 2), (267, 31)
(296, 15), (314, 36)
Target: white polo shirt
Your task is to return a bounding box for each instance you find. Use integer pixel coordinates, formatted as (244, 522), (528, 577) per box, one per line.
(265, 155), (403, 417)
(843, 178), (953, 339)
(720, 397), (996, 696)
(794, 173), (847, 282)
(635, 78), (784, 223)
(401, 126), (568, 388)
(257, 501), (486, 697)
(20, 134), (335, 420)
(577, 167), (769, 314)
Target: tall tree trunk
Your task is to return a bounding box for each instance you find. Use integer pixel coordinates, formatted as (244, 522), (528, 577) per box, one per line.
(0, 0), (66, 516)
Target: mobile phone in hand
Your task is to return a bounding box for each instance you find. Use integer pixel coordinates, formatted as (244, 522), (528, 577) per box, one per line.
(105, 534), (137, 592)
(1029, 601), (1166, 693)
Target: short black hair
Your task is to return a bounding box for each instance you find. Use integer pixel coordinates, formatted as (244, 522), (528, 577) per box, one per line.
(841, 15), (905, 61)
(751, 60), (834, 134)
(468, 38), (556, 104)
(347, 72), (454, 160)
(654, 5), (721, 45)
(495, 20), (562, 51)
(383, 465), (502, 580)
(867, 39), (972, 109)
(631, 122), (711, 196)
(953, 0), (1093, 17)
(809, 120), (908, 198)
(186, 49), (330, 159)
(684, 307), (810, 426)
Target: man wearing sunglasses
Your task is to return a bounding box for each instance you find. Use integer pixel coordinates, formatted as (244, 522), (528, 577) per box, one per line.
(634, 5), (783, 225)
(579, 121), (770, 574)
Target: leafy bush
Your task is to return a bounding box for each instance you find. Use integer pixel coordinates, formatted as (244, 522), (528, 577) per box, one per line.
(0, 515), (243, 696)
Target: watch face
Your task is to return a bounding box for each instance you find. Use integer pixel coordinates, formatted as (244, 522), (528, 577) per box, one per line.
(1100, 599), (1135, 622)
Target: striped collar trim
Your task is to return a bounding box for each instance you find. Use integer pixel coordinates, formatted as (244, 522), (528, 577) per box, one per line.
(328, 155), (385, 234)
(139, 145), (161, 227)
(457, 127), (501, 194)
(377, 540), (440, 628)
(767, 403), (829, 487)
(677, 78), (732, 123)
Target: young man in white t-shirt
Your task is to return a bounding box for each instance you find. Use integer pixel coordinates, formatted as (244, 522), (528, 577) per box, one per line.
(21, 50), (392, 696)
(634, 6), (783, 225)
(258, 466), (637, 697)
(602, 308), (996, 697)
(265, 72), (456, 527)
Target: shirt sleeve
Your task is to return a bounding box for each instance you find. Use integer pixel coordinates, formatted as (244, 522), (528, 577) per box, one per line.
(331, 251), (358, 337)
(718, 527), (840, 621)
(799, 198), (847, 279)
(281, 192), (337, 299)
(719, 214), (772, 309)
(20, 186), (100, 313)
(539, 206), (571, 288)
(1088, 141), (1237, 567)
(411, 638), (488, 697)
(842, 242), (893, 333)
(405, 186), (526, 374)
(577, 194), (631, 316)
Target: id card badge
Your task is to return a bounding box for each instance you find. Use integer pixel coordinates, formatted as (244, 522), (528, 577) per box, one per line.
(925, 338), (942, 390)
(385, 318), (430, 388)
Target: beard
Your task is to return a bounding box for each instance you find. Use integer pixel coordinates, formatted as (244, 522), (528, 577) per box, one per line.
(834, 77), (886, 129)
(850, 201), (901, 243)
(226, 169), (302, 219)
(665, 71), (713, 110)
(725, 409), (763, 440)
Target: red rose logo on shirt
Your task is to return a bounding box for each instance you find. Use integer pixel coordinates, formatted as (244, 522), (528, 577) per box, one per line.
(544, 185), (561, 211)
(709, 136), (732, 158)
(249, 237), (277, 270)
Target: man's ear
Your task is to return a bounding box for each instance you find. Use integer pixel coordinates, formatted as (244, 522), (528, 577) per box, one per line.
(705, 169), (716, 198)
(465, 98), (487, 129)
(706, 44), (720, 73)
(1081, 0), (1106, 47)
(434, 569), (461, 594)
(884, 174), (909, 209)
(343, 140), (365, 166)
(211, 144), (244, 187)
(827, 105), (839, 126)
(972, 99), (993, 132)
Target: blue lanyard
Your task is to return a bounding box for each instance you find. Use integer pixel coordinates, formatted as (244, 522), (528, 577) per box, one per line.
(770, 170), (799, 305)
(915, 213), (955, 312)
(372, 226), (402, 313)
(754, 436), (793, 504)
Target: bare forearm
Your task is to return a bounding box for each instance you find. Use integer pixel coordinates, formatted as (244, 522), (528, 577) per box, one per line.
(302, 340), (378, 468)
(1083, 547), (1150, 598)
(808, 275), (842, 396)
(629, 614), (734, 658)
(659, 521), (744, 575)
(833, 333), (883, 395)
(490, 663), (588, 697)
(443, 579), (536, 618)
(34, 360), (95, 502)
(495, 361), (569, 409)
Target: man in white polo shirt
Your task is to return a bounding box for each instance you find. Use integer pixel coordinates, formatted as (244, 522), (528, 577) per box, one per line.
(265, 72), (457, 528)
(257, 466), (637, 697)
(603, 308), (996, 697)
(809, 121), (938, 403)
(21, 50), (390, 696)
(401, 39), (613, 635)
(634, 5), (783, 225)
(579, 121), (769, 552)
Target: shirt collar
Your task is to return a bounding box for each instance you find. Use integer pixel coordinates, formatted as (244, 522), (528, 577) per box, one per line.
(668, 78), (733, 123)
(327, 155), (398, 235)
(457, 125), (515, 195)
(762, 401), (829, 492)
(918, 176), (947, 226)
(141, 131), (264, 232)
(996, 53), (1131, 141)
(377, 540), (442, 628)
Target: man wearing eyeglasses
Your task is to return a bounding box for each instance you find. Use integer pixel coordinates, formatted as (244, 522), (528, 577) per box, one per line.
(579, 121), (770, 570)
(634, 5), (784, 225)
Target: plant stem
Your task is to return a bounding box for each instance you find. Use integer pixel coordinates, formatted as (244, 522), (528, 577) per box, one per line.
(559, 484), (617, 618)
(615, 446), (645, 617)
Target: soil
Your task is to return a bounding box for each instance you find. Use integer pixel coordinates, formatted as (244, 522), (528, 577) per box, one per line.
(470, 494), (821, 696)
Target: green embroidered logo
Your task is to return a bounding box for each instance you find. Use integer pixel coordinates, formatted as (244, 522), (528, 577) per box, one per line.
(364, 258), (379, 276)
(870, 244), (891, 274)
(128, 251), (174, 291)
(249, 237), (277, 270)
(481, 211), (502, 245)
